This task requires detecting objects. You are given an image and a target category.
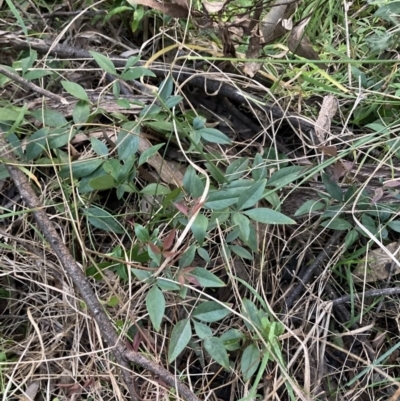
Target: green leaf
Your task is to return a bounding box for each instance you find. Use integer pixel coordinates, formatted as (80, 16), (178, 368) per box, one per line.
(26, 128), (48, 160)
(191, 214), (208, 246)
(105, 5), (133, 20)
(321, 173), (343, 202)
(121, 67), (156, 80)
(344, 185), (357, 203)
(138, 143), (165, 166)
(345, 229), (359, 249)
(107, 295), (119, 307)
(168, 319), (192, 363)
(165, 95), (183, 109)
(0, 164), (9, 180)
(140, 104), (162, 117)
(193, 116), (206, 130)
(159, 76), (173, 102)
(113, 80), (120, 98)
(145, 120), (174, 133)
(226, 158), (249, 181)
(252, 153), (267, 181)
(241, 299), (263, 332)
(46, 127), (76, 150)
(179, 245), (196, 269)
(71, 159), (103, 178)
(91, 137), (109, 157)
(103, 159), (121, 179)
(193, 301), (231, 322)
(72, 100), (90, 124)
(119, 156), (136, 181)
(156, 278), (181, 291)
(388, 220), (400, 233)
(131, 4), (144, 32)
(208, 208), (231, 229)
(267, 166), (304, 187)
(232, 212), (251, 241)
(243, 208), (295, 225)
(237, 179), (267, 210)
(191, 176), (205, 198)
(140, 183), (171, 196)
(183, 166), (196, 194)
(131, 268), (152, 281)
(89, 175), (116, 190)
(320, 218), (352, 230)
(361, 213), (377, 234)
(245, 223), (258, 253)
(146, 286), (165, 331)
(31, 109), (68, 127)
(117, 124), (140, 161)
(193, 320), (212, 339)
(189, 267), (225, 287)
(134, 223), (150, 242)
(198, 128), (232, 145)
(226, 228), (239, 243)
(204, 162), (227, 184)
(229, 245), (253, 260)
(204, 189), (240, 210)
(204, 337), (230, 369)
(241, 344), (261, 381)
(294, 199), (325, 216)
(20, 50), (37, 76)
(197, 247), (210, 262)
(83, 206), (125, 234)
(148, 243), (162, 266)
(89, 50), (117, 75)
(6, 132), (23, 157)
(294, 200), (325, 216)
(61, 81), (89, 101)
(85, 261), (112, 280)
(24, 70), (52, 81)
(0, 107), (22, 122)
(220, 329), (244, 351)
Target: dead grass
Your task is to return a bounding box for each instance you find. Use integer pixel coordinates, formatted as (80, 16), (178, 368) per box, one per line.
(1, 1), (400, 401)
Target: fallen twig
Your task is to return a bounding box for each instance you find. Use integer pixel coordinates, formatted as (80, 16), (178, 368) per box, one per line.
(0, 130), (201, 401)
(0, 65), (68, 104)
(331, 286), (400, 306)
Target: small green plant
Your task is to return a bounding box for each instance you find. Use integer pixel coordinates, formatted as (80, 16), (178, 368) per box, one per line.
(295, 167), (400, 250)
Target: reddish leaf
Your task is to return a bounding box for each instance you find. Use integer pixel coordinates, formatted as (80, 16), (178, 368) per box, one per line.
(125, 339), (134, 351)
(162, 250), (178, 258)
(319, 146), (337, 156)
(133, 330), (142, 352)
(173, 202), (189, 216)
(178, 273), (185, 286)
(342, 161), (354, 172)
(148, 242), (161, 254)
(182, 266), (196, 274)
(331, 161), (345, 182)
(162, 229), (176, 251)
(190, 199), (204, 215)
(384, 179), (400, 188)
(371, 187), (384, 205)
(184, 274), (201, 286)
